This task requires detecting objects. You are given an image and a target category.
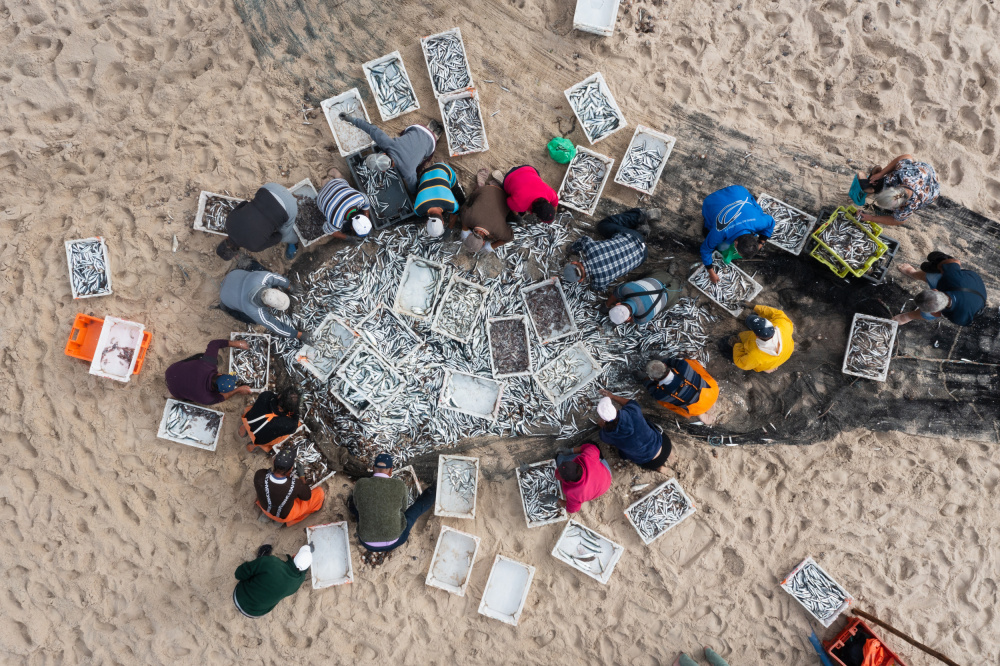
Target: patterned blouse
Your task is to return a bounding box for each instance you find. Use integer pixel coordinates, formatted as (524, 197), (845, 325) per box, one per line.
(883, 158), (939, 222)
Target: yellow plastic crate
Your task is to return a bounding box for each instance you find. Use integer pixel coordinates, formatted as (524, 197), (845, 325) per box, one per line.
(810, 206), (888, 278)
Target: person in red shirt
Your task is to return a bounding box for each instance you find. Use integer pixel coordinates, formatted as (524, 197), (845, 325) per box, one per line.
(493, 165), (558, 223)
(555, 443), (613, 513)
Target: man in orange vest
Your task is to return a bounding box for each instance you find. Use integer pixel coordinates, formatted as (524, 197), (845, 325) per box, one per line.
(636, 357), (719, 423)
(239, 388), (302, 453)
(254, 448), (325, 526)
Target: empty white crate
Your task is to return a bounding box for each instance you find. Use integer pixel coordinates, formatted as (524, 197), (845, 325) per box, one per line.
(439, 369), (504, 421)
(478, 555), (536, 626)
(573, 0), (622, 36)
(307, 521), (354, 588)
(426, 525), (480, 596)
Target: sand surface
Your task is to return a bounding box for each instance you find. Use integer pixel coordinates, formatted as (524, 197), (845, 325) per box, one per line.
(2, 0), (999, 663)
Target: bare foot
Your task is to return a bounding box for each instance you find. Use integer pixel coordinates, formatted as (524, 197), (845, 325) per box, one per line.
(477, 168), (489, 187)
(327, 166), (343, 179)
(491, 169), (505, 184)
(897, 262), (919, 279)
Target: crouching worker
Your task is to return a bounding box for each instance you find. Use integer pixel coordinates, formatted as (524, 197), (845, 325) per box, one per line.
(254, 448), (325, 526)
(240, 387), (302, 453)
(597, 390), (672, 473)
(638, 358), (719, 423)
(726, 304), (794, 373)
(233, 543), (312, 618)
(165, 338), (252, 405)
(348, 454), (436, 552)
(555, 443), (612, 514)
(219, 263), (309, 340)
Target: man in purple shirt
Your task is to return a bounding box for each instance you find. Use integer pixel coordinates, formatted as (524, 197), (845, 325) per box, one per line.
(165, 338), (252, 405)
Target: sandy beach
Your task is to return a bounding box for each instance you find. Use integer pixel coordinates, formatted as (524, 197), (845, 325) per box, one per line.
(2, 0), (999, 664)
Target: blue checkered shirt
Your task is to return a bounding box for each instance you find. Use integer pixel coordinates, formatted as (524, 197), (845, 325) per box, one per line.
(571, 233), (646, 291)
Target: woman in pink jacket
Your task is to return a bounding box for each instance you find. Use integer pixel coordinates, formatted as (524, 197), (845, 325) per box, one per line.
(494, 165), (559, 222)
(555, 443), (613, 513)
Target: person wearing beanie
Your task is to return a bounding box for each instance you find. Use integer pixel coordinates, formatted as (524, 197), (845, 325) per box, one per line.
(254, 446), (326, 526)
(699, 185), (774, 284)
(215, 182), (301, 261)
(348, 454), (436, 552)
(219, 262), (309, 339)
(233, 543), (313, 618)
(564, 208), (658, 291)
(727, 303), (795, 372)
(414, 162), (464, 221)
(316, 167), (372, 241)
(495, 165), (558, 223)
(340, 113), (441, 194)
(893, 253), (986, 326)
(554, 443), (612, 514)
(602, 270), (683, 326)
(637, 357), (719, 422)
(165, 338), (252, 405)
(596, 389), (672, 472)
(459, 168), (514, 254)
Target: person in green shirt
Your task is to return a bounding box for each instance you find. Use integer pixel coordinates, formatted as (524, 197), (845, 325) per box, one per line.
(233, 544), (312, 618)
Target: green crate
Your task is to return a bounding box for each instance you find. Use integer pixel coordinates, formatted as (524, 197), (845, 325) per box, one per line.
(810, 206), (888, 278)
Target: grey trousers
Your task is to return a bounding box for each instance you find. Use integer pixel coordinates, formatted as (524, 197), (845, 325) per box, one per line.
(262, 182), (299, 244)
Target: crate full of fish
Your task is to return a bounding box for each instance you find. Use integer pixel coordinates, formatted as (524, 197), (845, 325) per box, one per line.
(392, 465), (423, 509)
(431, 274), (489, 343)
(362, 51), (420, 122)
(439, 369), (504, 421)
(810, 206), (888, 278)
(307, 521), (354, 588)
(522, 277), (578, 344)
(573, 0), (622, 36)
(841, 313), (898, 382)
(229, 332), (271, 392)
(516, 460), (568, 528)
(420, 27), (474, 98)
(780, 556), (854, 628)
(329, 376), (371, 419)
(613, 125), (676, 195)
(357, 303), (423, 363)
(687, 256), (763, 318)
(89, 316), (145, 382)
(290, 178), (329, 248)
(193, 191), (246, 236)
(551, 520), (624, 584)
(425, 525), (480, 596)
(270, 426), (337, 489)
(564, 72), (627, 144)
(394, 255), (447, 321)
(320, 88), (377, 158)
(295, 314), (358, 383)
(486, 315), (534, 379)
(478, 555), (536, 626)
(335, 343), (405, 408)
(347, 148), (417, 230)
(624, 478), (696, 545)
(558, 146), (614, 217)
(157, 399), (224, 451)
(435, 454), (480, 519)
(756, 193), (817, 256)
(534, 342), (604, 405)
(65, 237), (113, 299)
(438, 88), (489, 157)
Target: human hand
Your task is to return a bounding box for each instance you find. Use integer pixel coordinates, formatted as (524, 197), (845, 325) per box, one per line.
(598, 388), (613, 398)
(238, 385), (253, 395)
(892, 313), (912, 325)
(338, 112), (348, 121)
(231, 340), (251, 350)
(708, 268), (720, 284)
(299, 332), (314, 346)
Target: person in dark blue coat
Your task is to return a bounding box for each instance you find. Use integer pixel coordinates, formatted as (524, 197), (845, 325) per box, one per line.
(700, 185), (775, 284)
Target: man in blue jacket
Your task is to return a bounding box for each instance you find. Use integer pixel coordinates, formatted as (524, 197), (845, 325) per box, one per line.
(700, 185), (775, 284)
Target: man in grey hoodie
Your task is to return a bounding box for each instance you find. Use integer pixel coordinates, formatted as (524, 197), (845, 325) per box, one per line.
(341, 113), (443, 194)
(219, 261), (308, 340)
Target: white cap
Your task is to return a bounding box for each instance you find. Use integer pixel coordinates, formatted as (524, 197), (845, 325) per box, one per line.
(426, 217), (444, 237)
(596, 396), (617, 422)
(351, 214), (372, 236)
(261, 288), (290, 311)
(293, 544), (313, 571)
(609, 304), (631, 325)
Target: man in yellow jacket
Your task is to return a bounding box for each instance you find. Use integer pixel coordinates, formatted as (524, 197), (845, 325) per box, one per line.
(729, 304), (794, 372)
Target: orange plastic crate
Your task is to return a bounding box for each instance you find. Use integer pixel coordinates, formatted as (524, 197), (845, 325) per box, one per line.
(65, 313), (152, 375)
(825, 618), (908, 666)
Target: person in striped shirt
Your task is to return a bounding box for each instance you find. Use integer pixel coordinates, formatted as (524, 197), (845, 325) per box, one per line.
(414, 162), (465, 223)
(316, 168), (372, 239)
(604, 270), (684, 326)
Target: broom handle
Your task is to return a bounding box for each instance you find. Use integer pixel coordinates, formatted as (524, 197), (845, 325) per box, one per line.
(850, 608), (960, 666)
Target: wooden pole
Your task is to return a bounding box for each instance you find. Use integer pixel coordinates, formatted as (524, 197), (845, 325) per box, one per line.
(850, 608), (961, 666)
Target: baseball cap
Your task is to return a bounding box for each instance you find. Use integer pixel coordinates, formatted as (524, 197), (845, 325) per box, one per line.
(215, 374), (238, 393)
(373, 453), (394, 470)
(426, 217), (445, 238)
(745, 313), (775, 340)
(293, 544), (313, 571)
(351, 214), (372, 236)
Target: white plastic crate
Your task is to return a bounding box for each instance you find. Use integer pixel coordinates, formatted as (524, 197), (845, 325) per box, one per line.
(613, 124), (676, 195)
(290, 178), (330, 248)
(65, 236), (113, 299)
(362, 51), (420, 121)
(557, 146), (614, 216)
(439, 369), (504, 421)
(841, 313), (898, 382)
(393, 255), (447, 321)
(431, 274), (489, 344)
(533, 342), (604, 405)
(426, 526), (480, 596)
(89, 316), (144, 382)
(486, 315), (534, 379)
(564, 72), (627, 144)
(335, 343), (405, 407)
(295, 314), (358, 382)
(193, 191), (245, 236)
(328, 377), (371, 419)
(516, 460), (568, 529)
(521, 277), (578, 344)
(438, 88), (489, 157)
(478, 555), (535, 626)
(229, 331), (271, 393)
(356, 302), (424, 363)
(780, 556), (854, 628)
(307, 521), (354, 588)
(320, 89), (376, 157)
(757, 192), (818, 256)
(551, 520), (624, 584)
(156, 399), (224, 451)
(687, 257), (764, 318)
(623, 479), (697, 545)
(573, 0), (622, 36)
(435, 454), (480, 519)
(420, 27), (474, 98)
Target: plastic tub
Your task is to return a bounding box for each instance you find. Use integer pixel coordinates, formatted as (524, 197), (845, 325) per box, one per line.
(439, 369), (504, 421)
(623, 479), (696, 545)
(89, 316), (144, 382)
(613, 125), (676, 195)
(824, 618), (909, 666)
(478, 555), (536, 626)
(533, 342), (604, 405)
(841, 313), (898, 382)
(810, 205), (888, 278)
(157, 399), (224, 451)
(516, 460), (568, 529)
(860, 234), (899, 285)
(435, 454), (480, 519)
(780, 556), (854, 628)
(431, 274), (489, 344)
(756, 193), (818, 256)
(687, 258), (764, 318)
(65, 314), (151, 375)
(551, 520), (624, 584)
(420, 28), (474, 98)
(425, 526), (480, 596)
(573, 0), (622, 36)
(362, 51), (420, 121)
(486, 315), (534, 379)
(229, 332), (271, 393)
(320, 89), (376, 157)
(393, 255), (447, 321)
(295, 314), (358, 382)
(438, 88), (489, 157)
(290, 178), (330, 248)
(307, 521), (354, 588)
(193, 191), (245, 236)
(564, 73), (627, 144)
(557, 146), (615, 216)
(328, 377), (371, 418)
(65, 237), (113, 299)
(346, 148), (418, 231)
(521, 277), (578, 344)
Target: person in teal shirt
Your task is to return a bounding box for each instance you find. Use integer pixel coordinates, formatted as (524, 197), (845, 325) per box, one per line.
(414, 163), (465, 221)
(233, 544), (312, 618)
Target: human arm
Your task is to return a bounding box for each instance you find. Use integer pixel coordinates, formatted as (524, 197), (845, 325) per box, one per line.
(731, 337), (757, 371)
(235, 558), (260, 581)
(753, 304), (791, 329)
(345, 115), (394, 149)
(598, 389), (631, 407)
(893, 310), (924, 325)
(204, 339), (234, 361)
(253, 306), (298, 338)
(263, 272), (290, 289)
(221, 386), (253, 400)
(857, 212), (906, 226)
(869, 154), (914, 182)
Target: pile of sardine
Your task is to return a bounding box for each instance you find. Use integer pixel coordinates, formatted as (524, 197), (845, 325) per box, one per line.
(359, 307), (422, 360)
(689, 262), (760, 315)
(270, 217), (713, 465)
(350, 156), (411, 220)
(341, 346), (402, 404)
(231, 333), (270, 391)
(274, 431), (330, 487)
(625, 481), (693, 541)
(560, 152), (609, 211)
(819, 211), (879, 270)
(367, 56), (418, 118)
(442, 459), (477, 502)
(783, 561), (851, 624)
(423, 31), (471, 96)
(844, 318), (894, 379)
(67, 239), (111, 298)
(392, 467), (420, 508)
(442, 96), (486, 154)
(567, 79), (622, 143)
(311, 317), (353, 362)
(556, 524), (611, 576)
(434, 279), (486, 341)
(757, 195), (814, 253)
(201, 195), (242, 233)
(329, 97), (374, 154)
(616, 140), (666, 193)
(535, 347), (595, 401)
(518, 462), (563, 525)
(164, 402), (222, 446)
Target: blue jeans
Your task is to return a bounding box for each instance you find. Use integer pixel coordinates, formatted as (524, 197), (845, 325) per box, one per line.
(921, 273), (942, 320)
(597, 209), (649, 261)
(262, 182), (300, 244)
(351, 486), (436, 553)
